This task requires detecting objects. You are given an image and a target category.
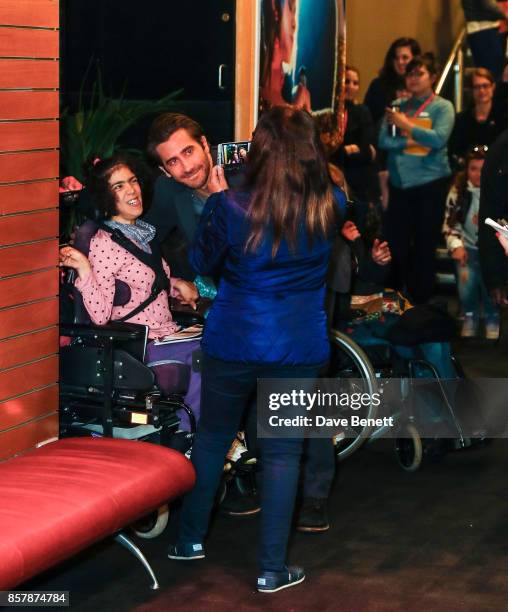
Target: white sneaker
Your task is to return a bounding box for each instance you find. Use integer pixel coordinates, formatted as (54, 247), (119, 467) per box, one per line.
(461, 314), (477, 338)
(485, 321), (500, 340)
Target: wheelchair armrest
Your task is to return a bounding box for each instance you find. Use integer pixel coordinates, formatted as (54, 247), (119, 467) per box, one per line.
(172, 311), (205, 327)
(60, 322), (148, 342)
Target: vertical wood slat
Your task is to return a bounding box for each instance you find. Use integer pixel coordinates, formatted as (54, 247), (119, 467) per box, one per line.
(0, 0), (59, 28)
(0, 385), (58, 431)
(0, 269), (58, 309)
(0, 297), (58, 341)
(0, 122), (58, 153)
(0, 414), (59, 461)
(0, 91), (59, 121)
(0, 327), (58, 370)
(0, 181), (58, 215)
(0, 59), (58, 89)
(0, 239), (58, 277)
(0, 151), (59, 184)
(0, 4), (60, 459)
(0, 355), (58, 401)
(0, 27), (59, 58)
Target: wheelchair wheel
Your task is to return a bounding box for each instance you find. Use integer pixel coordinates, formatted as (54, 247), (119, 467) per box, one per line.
(131, 504), (169, 539)
(329, 329), (379, 462)
(394, 423), (423, 472)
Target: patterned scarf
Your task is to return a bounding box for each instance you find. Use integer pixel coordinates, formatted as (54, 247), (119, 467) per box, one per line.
(104, 219), (156, 253)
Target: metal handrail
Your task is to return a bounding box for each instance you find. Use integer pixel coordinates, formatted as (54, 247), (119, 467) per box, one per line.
(436, 26), (467, 96)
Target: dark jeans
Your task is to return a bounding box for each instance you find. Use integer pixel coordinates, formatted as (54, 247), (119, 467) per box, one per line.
(385, 177), (450, 304)
(177, 353), (322, 572)
(467, 28), (505, 81)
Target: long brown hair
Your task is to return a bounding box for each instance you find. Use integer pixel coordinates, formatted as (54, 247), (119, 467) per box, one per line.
(244, 106), (336, 256)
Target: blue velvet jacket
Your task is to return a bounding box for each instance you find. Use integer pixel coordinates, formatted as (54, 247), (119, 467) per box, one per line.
(190, 188), (346, 366)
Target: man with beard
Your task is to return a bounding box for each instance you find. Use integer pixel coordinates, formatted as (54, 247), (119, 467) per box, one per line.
(145, 113), (228, 280)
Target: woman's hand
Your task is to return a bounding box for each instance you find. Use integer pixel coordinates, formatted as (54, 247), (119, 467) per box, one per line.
(371, 239), (391, 265)
(59, 246), (91, 280)
(385, 107), (413, 133)
(496, 232), (508, 256)
(205, 149), (229, 193)
(341, 220), (361, 242)
(451, 246), (468, 266)
(172, 279), (199, 310)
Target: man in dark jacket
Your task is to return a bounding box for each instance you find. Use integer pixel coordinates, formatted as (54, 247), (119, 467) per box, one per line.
(144, 113), (228, 280)
(478, 128), (508, 304)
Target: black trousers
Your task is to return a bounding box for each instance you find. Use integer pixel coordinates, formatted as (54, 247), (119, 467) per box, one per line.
(385, 177), (450, 304)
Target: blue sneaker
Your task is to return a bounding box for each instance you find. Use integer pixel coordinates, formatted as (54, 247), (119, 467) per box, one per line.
(257, 566), (305, 593)
(168, 542), (205, 560)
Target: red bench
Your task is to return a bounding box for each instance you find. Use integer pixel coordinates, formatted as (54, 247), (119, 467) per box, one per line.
(0, 437), (195, 590)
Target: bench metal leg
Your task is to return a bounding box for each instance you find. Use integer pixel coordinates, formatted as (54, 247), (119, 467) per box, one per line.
(114, 532), (159, 590)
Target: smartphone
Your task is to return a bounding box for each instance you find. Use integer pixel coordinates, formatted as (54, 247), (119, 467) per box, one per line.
(217, 141), (251, 166)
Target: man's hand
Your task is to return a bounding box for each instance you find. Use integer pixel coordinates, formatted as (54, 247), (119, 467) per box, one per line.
(344, 144), (360, 156)
(496, 232), (508, 256)
(371, 239), (391, 265)
(341, 220), (361, 242)
(172, 279), (199, 310)
(59, 246), (91, 280)
(451, 246), (468, 266)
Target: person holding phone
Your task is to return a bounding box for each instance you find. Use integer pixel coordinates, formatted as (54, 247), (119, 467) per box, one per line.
(379, 53), (455, 304)
(168, 107), (346, 593)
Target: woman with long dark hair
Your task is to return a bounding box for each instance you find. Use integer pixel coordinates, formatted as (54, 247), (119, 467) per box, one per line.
(168, 107), (345, 593)
(379, 54), (455, 304)
(364, 37), (421, 125)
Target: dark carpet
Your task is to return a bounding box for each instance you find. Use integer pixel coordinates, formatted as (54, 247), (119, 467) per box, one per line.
(25, 333), (508, 611)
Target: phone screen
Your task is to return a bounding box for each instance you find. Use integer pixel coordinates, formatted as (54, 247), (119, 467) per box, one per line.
(217, 141), (251, 166)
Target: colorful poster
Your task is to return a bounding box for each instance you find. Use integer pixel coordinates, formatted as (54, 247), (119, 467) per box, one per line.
(259, 0), (346, 150)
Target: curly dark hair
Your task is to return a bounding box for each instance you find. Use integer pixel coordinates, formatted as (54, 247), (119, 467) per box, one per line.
(379, 37), (421, 88)
(452, 145), (489, 199)
(84, 153), (149, 219)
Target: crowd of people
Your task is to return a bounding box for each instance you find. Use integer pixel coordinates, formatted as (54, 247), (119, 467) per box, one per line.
(59, 10), (508, 594)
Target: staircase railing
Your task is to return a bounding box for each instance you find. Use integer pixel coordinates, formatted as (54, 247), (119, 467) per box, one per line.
(435, 26), (467, 112)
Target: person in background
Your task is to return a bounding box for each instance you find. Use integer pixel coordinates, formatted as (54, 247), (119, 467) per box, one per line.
(443, 146), (500, 339)
(168, 107), (345, 593)
(461, 0), (507, 80)
(364, 37), (421, 127)
(449, 68), (507, 169)
(363, 37), (421, 209)
(379, 53), (455, 304)
(330, 65), (380, 210)
(478, 128), (508, 306)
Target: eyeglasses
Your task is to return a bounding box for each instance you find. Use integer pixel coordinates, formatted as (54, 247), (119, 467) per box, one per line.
(472, 83), (493, 90)
(406, 70), (426, 78)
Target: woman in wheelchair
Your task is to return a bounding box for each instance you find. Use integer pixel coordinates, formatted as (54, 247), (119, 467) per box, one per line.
(59, 154), (201, 430)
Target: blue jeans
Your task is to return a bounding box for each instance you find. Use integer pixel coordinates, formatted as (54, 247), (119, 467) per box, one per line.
(177, 353), (322, 572)
(455, 248), (498, 324)
(467, 28), (505, 81)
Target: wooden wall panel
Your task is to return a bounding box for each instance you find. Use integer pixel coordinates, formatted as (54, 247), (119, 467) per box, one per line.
(0, 27), (59, 58)
(0, 91), (59, 121)
(0, 355), (58, 401)
(0, 297), (58, 340)
(0, 121), (58, 153)
(0, 414), (58, 461)
(0, 181), (58, 215)
(0, 151), (59, 183)
(0, 4), (60, 459)
(0, 59), (58, 89)
(0, 0), (59, 28)
(0, 210), (58, 246)
(0, 327), (58, 370)
(0, 239), (58, 277)
(0, 269), (58, 309)
(0, 385), (58, 431)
